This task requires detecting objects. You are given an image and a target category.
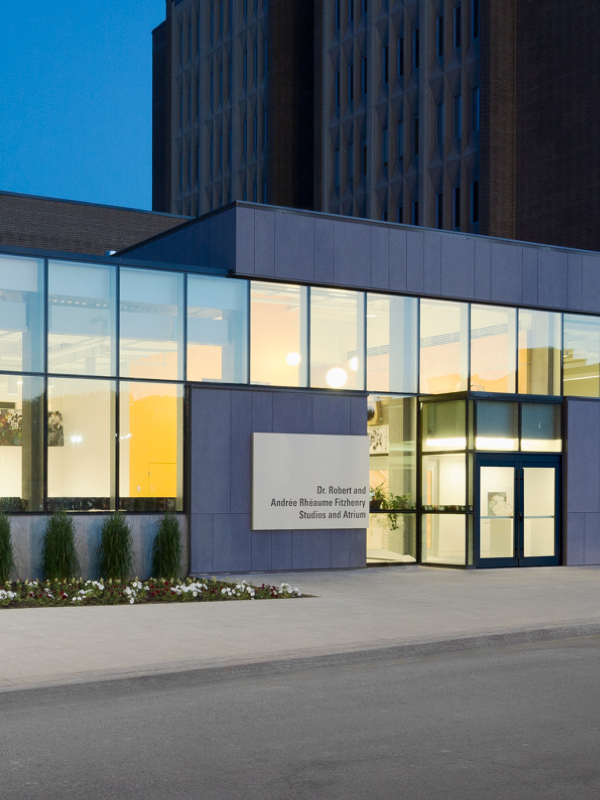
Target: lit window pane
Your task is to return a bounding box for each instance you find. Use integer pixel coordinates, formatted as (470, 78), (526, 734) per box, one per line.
(187, 275), (248, 384)
(120, 268), (184, 381)
(420, 299), (468, 394)
(470, 304), (516, 393)
(119, 382), (183, 511)
(310, 288), (364, 390)
(367, 514), (416, 564)
(0, 254), (44, 373)
(0, 374), (45, 512)
(475, 401), (518, 451)
(521, 403), (561, 452)
(422, 399), (466, 452)
(251, 282), (307, 387)
(563, 314), (600, 398)
(422, 514), (466, 565)
(48, 261), (116, 377)
(422, 453), (466, 509)
(367, 294), (417, 392)
(518, 309), (561, 396)
(47, 378), (115, 511)
(368, 395), (417, 504)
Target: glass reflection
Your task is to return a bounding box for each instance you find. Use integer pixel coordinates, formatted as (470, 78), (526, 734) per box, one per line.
(475, 401), (518, 451)
(119, 382), (183, 511)
(310, 288), (364, 390)
(251, 282), (307, 387)
(521, 403), (561, 452)
(0, 254), (44, 373)
(366, 294), (417, 393)
(479, 465), (515, 558)
(48, 261), (116, 377)
(422, 453), (466, 510)
(422, 400), (466, 452)
(470, 304), (516, 393)
(187, 275), (248, 384)
(420, 299), (469, 394)
(367, 514), (416, 564)
(518, 310), (561, 396)
(0, 374), (44, 511)
(563, 314), (600, 398)
(47, 378), (116, 511)
(120, 268), (184, 381)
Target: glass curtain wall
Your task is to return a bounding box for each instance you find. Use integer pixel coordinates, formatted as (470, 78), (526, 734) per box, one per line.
(518, 310), (561, 395)
(366, 294), (418, 393)
(310, 288), (365, 390)
(563, 314), (600, 398)
(0, 254), (45, 373)
(420, 300), (469, 394)
(251, 282), (308, 387)
(470, 305), (516, 393)
(367, 396), (417, 563)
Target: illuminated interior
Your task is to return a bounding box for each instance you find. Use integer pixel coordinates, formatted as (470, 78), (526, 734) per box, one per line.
(420, 299), (469, 394)
(251, 282), (307, 387)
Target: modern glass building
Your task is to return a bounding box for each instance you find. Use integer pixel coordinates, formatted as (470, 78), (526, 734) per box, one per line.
(2, 202), (600, 576)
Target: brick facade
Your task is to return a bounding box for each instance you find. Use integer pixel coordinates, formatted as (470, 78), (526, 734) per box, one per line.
(0, 192), (188, 256)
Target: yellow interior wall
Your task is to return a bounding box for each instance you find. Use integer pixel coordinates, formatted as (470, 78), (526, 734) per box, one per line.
(129, 391), (178, 497)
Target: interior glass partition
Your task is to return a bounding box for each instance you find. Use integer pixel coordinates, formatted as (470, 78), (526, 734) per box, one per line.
(0, 254), (45, 374)
(367, 396), (417, 563)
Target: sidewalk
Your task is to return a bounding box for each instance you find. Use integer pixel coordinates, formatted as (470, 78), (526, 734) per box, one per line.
(1, 566), (600, 693)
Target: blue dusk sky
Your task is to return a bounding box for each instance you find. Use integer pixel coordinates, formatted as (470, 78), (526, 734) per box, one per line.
(0, 0), (166, 210)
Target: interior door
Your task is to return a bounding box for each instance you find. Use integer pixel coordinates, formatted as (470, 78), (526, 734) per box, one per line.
(476, 455), (560, 567)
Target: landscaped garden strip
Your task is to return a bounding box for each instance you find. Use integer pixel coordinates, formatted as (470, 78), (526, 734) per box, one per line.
(0, 577), (302, 608)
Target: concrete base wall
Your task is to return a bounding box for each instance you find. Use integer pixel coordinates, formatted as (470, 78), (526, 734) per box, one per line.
(8, 514), (189, 581)
(189, 386), (368, 574)
(564, 399), (600, 565)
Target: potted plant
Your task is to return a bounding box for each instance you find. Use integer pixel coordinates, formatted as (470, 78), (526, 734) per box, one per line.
(369, 482), (387, 511)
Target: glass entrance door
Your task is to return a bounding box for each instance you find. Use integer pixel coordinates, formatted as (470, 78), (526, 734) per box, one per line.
(476, 455), (560, 567)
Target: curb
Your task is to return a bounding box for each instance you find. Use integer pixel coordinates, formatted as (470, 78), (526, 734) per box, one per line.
(1, 621), (599, 708)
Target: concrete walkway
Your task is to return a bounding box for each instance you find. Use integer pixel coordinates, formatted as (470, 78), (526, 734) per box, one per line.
(1, 566), (600, 693)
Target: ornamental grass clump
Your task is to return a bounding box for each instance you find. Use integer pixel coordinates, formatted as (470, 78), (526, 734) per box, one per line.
(42, 511), (80, 581)
(0, 513), (15, 583)
(151, 512), (182, 579)
(98, 513), (133, 580)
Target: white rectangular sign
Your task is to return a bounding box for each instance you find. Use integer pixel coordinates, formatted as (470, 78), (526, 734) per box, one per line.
(252, 433), (370, 530)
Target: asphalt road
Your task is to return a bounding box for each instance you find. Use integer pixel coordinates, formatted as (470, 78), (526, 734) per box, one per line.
(1, 635), (599, 800)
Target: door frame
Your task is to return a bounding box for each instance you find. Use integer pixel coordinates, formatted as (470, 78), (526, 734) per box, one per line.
(474, 453), (561, 568)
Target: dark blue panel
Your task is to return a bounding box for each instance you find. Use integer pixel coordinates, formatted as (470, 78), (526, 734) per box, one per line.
(190, 388), (231, 514)
(271, 531), (292, 570)
(273, 392), (313, 434)
(210, 210), (236, 273)
(252, 391), (273, 432)
(388, 228), (407, 292)
(291, 530), (332, 569)
(566, 400), (600, 513)
(423, 232), (442, 296)
(311, 394), (351, 435)
(231, 391), (253, 513)
(235, 206), (255, 275)
(332, 530), (351, 567)
(370, 227), (389, 290)
(537, 249), (568, 309)
(584, 514), (600, 564)
(440, 234), (475, 299)
(474, 236), (491, 300)
(254, 209), (275, 277)
(213, 513), (253, 573)
(350, 529), (367, 567)
(350, 395), (367, 435)
(490, 242), (522, 305)
(567, 253), (583, 311)
(522, 247), (538, 306)
(251, 531), (272, 571)
(406, 230), (424, 293)
(314, 218), (335, 284)
(274, 212), (315, 283)
(582, 255), (600, 314)
(333, 219), (371, 286)
(190, 514), (214, 574)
